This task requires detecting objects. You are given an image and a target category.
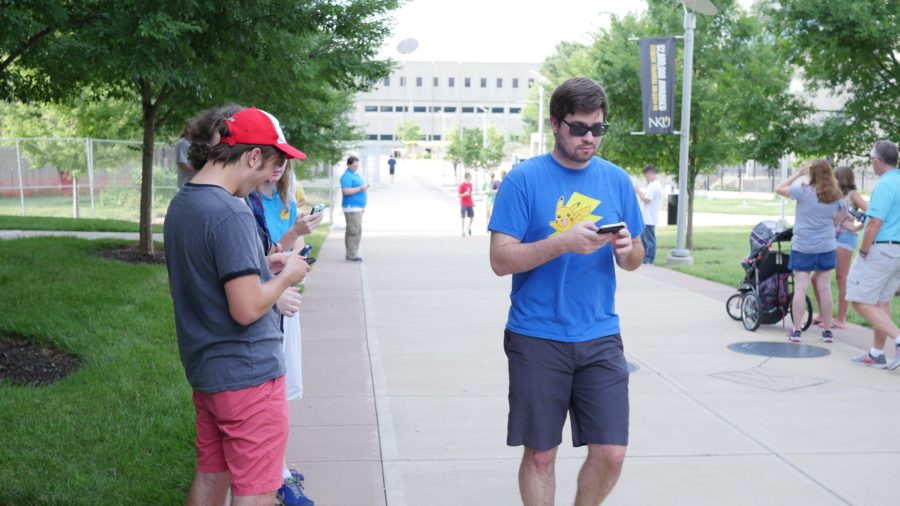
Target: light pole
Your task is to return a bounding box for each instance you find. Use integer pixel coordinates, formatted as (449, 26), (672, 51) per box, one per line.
(529, 70), (550, 155)
(666, 0), (717, 266)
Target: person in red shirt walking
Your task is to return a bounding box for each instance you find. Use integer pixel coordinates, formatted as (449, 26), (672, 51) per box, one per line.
(459, 172), (475, 236)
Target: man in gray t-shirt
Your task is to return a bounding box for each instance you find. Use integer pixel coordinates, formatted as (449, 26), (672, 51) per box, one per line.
(164, 106), (310, 504)
(174, 136), (193, 189)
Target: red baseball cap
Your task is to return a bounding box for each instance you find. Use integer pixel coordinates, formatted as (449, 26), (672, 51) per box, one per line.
(220, 107), (307, 160)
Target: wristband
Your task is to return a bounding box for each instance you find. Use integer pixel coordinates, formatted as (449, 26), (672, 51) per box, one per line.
(859, 249), (869, 258)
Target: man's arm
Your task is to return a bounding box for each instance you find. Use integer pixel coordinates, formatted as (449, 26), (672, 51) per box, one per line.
(634, 185), (650, 204)
(176, 162), (193, 172)
(614, 235), (643, 271)
(857, 217), (883, 259)
(224, 255), (308, 325)
(490, 221), (616, 276)
(342, 185), (368, 196)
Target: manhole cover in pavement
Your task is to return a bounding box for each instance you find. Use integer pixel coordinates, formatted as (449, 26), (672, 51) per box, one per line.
(627, 362), (639, 374)
(727, 341), (830, 358)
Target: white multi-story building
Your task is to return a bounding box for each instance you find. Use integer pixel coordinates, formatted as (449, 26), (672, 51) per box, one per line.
(353, 61), (541, 158)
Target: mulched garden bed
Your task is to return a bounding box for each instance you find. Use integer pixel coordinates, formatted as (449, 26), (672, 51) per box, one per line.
(0, 334), (82, 387)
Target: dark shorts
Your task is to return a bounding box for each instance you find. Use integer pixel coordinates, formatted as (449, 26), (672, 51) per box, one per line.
(504, 330), (629, 451)
(788, 249), (836, 272)
(389, 166), (395, 175)
(461, 205), (474, 218)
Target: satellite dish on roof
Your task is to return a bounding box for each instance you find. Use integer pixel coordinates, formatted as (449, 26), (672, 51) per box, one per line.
(681, 0), (718, 16)
(397, 38), (419, 55)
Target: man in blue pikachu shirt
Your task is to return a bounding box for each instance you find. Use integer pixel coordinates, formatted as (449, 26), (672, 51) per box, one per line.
(489, 76), (644, 506)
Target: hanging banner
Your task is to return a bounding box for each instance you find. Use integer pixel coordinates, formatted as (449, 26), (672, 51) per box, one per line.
(639, 37), (676, 134)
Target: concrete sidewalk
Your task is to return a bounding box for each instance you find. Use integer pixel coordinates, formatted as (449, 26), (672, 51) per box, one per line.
(290, 161), (898, 506)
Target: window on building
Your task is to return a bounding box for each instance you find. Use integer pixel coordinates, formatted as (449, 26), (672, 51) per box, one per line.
(413, 106), (427, 112)
(364, 105), (377, 112)
(480, 78), (487, 88)
(368, 134), (378, 140)
(528, 78), (534, 88)
(432, 134), (442, 141)
(512, 78), (519, 88)
(433, 77), (439, 86)
(400, 76), (407, 86)
(496, 78), (503, 88)
(464, 77), (471, 87)
(380, 134), (394, 140)
(395, 105), (408, 112)
(492, 107), (504, 113)
(449, 77), (455, 87)
(431, 106), (442, 112)
(444, 106), (457, 113)
(383, 77), (390, 86)
(380, 105), (392, 112)
(509, 107), (522, 114)
(461, 106), (475, 113)
(416, 76), (423, 87)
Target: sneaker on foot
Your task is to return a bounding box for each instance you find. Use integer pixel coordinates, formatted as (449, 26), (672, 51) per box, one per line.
(887, 348), (900, 371)
(787, 330), (801, 343)
(277, 476), (314, 506)
(346, 256), (363, 262)
(850, 352), (887, 368)
(821, 330), (833, 343)
(468, 228), (472, 236)
(289, 468), (305, 485)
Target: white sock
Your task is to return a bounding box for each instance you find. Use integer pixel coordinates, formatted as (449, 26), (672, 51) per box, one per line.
(870, 348), (884, 358)
(894, 336), (900, 348)
(282, 468), (292, 481)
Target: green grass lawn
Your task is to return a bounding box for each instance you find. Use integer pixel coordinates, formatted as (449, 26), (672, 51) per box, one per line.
(689, 195), (796, 216)
(0, 214), (164, 233)
(0, 220), (327, 505)
(653, 225), (898, 327)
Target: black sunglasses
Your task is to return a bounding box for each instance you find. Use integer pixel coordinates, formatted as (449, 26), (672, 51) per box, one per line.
(560, 119), (609, 137)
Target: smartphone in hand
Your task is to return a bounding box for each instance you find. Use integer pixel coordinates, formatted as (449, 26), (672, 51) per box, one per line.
(596, 222), (626, 235)
(310, 203), (326, 215)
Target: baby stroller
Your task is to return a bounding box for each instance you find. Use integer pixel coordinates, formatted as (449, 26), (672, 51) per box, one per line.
(725, 221), (813, 331)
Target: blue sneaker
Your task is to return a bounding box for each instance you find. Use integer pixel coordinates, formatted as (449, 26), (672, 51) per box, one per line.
(276, 475), (314, 506)
(289, 468), (305, 484)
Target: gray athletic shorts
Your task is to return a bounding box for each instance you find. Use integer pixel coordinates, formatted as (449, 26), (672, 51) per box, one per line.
(846, 243), (900, 304)
(504, 330), (629, 451)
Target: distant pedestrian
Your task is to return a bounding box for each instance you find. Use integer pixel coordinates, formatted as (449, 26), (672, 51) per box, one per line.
(459, 172), (474, 236)
(483, 171), (499, 224)
(776, 159), (843, 344)
(341, 156), (368, 262)
(848, 140), (900, 370)
(489, 76), (644, 505)
(634, 164), (663, 264)
(826, 166), (868, 329)
(174, 126), (194, 189)
(388, 155), (397, 183)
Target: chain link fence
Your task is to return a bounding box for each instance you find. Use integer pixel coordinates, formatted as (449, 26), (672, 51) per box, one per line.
(0, 137), (336, 224)
(693, 161), (879, 194)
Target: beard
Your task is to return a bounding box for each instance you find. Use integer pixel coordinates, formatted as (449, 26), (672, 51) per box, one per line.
(555, 138), (599, 165)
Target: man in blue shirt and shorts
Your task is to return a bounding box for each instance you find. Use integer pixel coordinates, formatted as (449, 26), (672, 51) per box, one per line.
(848, 140), (900, 370)
(489, 77), (644, 505)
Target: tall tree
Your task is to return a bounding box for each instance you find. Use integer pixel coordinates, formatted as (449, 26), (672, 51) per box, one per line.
(766, 0), (900, 156)
(535, 0), (807, 247)
(9, 1), (398, 254)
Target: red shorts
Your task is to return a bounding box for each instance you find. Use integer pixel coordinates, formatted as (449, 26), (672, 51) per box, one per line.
(192, 376), (288, 496)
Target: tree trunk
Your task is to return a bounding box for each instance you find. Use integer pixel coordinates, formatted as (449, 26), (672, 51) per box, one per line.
(138, 80), (171, 255)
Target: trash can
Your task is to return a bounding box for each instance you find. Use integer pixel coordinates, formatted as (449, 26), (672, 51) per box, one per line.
(667, 194), (678, 225)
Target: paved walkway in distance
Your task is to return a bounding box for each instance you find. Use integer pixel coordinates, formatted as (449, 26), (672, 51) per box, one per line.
(289, 160), (898, 506)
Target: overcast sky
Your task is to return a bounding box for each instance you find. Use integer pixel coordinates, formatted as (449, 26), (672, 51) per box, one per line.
(379, 0), (754, 63)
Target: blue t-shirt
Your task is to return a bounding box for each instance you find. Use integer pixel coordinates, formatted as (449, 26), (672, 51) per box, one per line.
(259, 190), (297, 244)
(340, 169), (367, 209)
(866, 168), (900, 242)
(488, 153), (645, 342)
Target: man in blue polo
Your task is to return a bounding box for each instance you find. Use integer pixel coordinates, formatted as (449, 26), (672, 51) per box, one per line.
(849, 139), (900, 370)
(489, 77), (644, 505)
(340, 155), (368, 262)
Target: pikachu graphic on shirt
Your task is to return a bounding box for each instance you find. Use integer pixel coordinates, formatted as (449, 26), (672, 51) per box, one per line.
(548, 192), (602, 236)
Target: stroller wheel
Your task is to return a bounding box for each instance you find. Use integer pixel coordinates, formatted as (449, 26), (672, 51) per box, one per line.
(726, 293), (743, 321)
(786, 294), (815, 331)
(741, 293), (761, 331)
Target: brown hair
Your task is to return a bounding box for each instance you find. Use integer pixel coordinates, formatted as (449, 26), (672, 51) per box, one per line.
(549, 77), (609, 122)
(807, 159), (843, 204)
(185, 104), (286, 171)
(274, 160), (291, 208)
(833, 166), (856, 196)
